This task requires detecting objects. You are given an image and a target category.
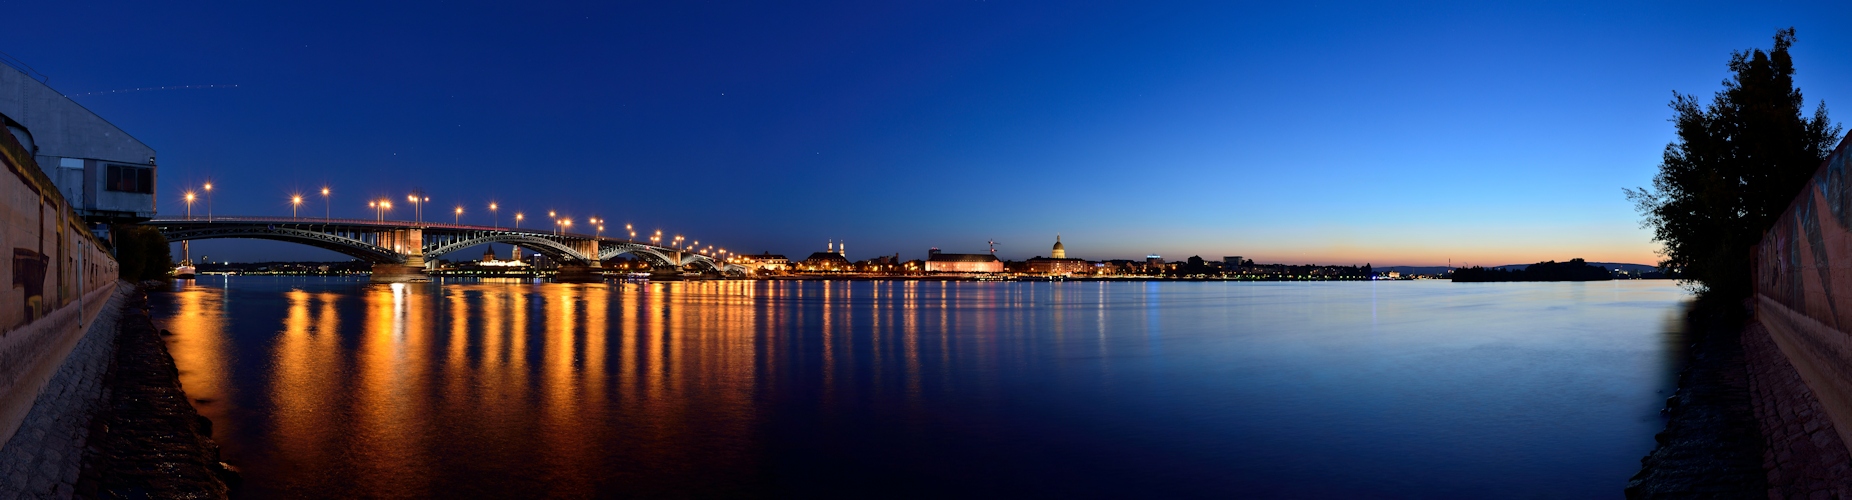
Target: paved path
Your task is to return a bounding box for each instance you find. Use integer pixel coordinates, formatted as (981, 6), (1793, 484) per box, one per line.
(0, 283), (129, 500)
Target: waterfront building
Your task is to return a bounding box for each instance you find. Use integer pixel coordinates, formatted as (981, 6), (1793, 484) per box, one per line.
(0, 62), (157, 224)
(855, 254), (901, 273)
(735, 252), (790, 273)
(1026, 235), (1088, 275)
(925, 248), (1003, 273)
(798, 241), (851, 272)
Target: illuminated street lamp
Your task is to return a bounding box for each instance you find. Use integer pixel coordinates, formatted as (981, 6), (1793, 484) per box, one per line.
(321, 187), (331, 220)
(368, 200), (377, 221)
(625, 223), (633, 243)
(291, 194), (304, 219)
(184, 191), (196, 220)
(203, 182), (214, 222)
(515, 212), (524, 229)
(489, 202), (499, 228)
(454, 206), (463, 225)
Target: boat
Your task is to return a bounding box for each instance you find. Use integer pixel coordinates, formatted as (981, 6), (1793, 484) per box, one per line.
(174, 240), (197, 279)
(174, 259), (197, 279)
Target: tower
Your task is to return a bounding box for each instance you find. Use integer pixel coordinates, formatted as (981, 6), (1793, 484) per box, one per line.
(1051, 234), (1066, 259)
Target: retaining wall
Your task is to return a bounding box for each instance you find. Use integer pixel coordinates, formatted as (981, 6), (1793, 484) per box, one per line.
(0, 115), (120, 448)
(1753, 130), (1852, 458)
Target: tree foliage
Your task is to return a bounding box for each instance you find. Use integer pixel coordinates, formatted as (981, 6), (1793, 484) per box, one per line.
(1627, 28), (1841, 298)
(113, 225), (173, 282)
(1451, 259), (1611, 282)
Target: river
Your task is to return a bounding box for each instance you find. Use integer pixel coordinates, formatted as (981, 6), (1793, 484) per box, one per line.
(149, 278), (1688, 497)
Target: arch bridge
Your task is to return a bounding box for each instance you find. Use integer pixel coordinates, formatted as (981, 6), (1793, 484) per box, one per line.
(144, 216), (745, 282)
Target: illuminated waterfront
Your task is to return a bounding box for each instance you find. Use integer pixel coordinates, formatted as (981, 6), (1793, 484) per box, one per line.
(152, 277), (1687, 497)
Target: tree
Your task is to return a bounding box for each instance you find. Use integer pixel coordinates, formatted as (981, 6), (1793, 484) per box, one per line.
(112, 225), (173, 282)
(1627, 28), (1841, 299)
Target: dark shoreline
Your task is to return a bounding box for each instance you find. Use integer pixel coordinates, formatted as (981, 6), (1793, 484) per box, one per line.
(76, 285), (234, 498)
(1625, 296), (1852, 497)
(1625, 297), (1766, 497)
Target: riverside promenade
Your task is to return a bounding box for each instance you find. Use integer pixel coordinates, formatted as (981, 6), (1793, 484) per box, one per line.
(0, 284), (232, 499)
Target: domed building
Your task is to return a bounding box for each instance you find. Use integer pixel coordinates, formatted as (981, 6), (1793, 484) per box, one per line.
(1027, 235), (1089, 275)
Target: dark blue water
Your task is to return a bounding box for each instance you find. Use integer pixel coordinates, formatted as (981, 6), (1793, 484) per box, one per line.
(150, 278), (1688, 498)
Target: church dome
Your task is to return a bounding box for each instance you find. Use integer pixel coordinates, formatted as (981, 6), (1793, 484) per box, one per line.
(1051, 235), (1066, 259)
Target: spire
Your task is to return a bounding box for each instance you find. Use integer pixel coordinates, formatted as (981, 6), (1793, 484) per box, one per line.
(840, 240), (845, 257)
(828, 239), (834, 252)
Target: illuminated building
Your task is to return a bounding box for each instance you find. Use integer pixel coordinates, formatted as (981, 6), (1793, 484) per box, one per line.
(798, 240), (850, 272)
(736, 252), (790, 273)
(924, 248), (1002, 273)
(1025, 235), (1088, 275)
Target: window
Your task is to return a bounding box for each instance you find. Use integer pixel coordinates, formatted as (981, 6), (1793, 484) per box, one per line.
(106, 164), (153, 194)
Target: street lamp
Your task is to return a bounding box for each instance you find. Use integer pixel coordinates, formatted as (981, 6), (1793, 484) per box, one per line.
(454, 206), (463, 225)
(625, 224), (633, 243)
(369, 200), (377, 221)
(184, 191), (196, 220)
(291, 194), (303, 219)
(203, 182), (213, 221)
(489, 202), (499, 228)
(321, 187), (330, 220)
(515, 212), (524, 229)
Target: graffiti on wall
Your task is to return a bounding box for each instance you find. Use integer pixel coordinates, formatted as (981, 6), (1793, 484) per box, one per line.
(1757, 132), (1852, 327)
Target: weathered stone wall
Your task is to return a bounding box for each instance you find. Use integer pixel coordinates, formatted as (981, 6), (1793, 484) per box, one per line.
(1752, 131), (1852, 459)
(0, 110), (122, 450)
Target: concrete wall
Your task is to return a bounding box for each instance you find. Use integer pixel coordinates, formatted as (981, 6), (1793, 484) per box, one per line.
(1754, 131), (1852, 456)
(0, 109), (119, 448)
(0, 63), (156, 221)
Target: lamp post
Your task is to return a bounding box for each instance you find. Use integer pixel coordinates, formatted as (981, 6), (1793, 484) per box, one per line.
(489, 202), (499, 228)
(291, 195), (303, 219)
(454, 206), (463, 225)
(515, 212), (524, 230)
(368, 200), (377, 221)
(203, 182), (213, 222)
(625, 224), (633, 243)
(321, 187), (330, 220)
(184, 191), (196, 220)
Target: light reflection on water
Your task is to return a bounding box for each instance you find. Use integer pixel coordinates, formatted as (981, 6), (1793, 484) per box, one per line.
(152, 277), (1689, 498)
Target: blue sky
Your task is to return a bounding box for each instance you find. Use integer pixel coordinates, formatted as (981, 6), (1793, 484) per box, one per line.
(7, 1), (1850, 265)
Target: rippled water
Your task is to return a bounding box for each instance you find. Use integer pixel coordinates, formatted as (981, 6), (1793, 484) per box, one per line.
(150, 277), (1689, 498)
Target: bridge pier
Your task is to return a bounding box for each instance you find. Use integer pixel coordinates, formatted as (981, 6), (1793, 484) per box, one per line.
(370, 263), (431, 283)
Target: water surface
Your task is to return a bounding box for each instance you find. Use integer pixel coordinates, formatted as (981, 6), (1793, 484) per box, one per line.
(150, 278), (1689, 497)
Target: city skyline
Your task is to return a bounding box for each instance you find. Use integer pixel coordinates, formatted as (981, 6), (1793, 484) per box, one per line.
(5, 2), (1850, 265)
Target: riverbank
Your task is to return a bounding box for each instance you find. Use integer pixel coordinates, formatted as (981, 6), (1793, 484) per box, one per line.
(1627, 296), (1852, 497)
(78, 284), (233, 497)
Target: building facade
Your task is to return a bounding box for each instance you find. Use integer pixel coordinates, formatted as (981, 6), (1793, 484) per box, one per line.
(0, 63), (157, 223)
(925, 248), (1003, 273)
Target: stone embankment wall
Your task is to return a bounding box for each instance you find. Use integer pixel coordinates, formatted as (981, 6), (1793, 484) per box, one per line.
(1753, 131), (1852, 464)
(0, 113), (122, 450)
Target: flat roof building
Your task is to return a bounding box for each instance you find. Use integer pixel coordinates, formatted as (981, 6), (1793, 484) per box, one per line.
(0, 62), (158, 222)
(925, 248), (1003, 273)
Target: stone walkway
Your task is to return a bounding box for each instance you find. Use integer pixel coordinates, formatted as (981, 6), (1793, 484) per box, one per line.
(0, 283), (129, 499)
(1741, 322), (1852, 497)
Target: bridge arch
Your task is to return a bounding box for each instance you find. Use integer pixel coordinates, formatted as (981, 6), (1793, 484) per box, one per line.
(423, 233), (590, 263)
(600, 244), (679, 268)
(158, 226), (403, 263)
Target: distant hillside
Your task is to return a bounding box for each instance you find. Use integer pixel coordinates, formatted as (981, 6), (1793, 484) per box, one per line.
(1375, 263), (1660, 276)
(1489, 262), (1658, 274)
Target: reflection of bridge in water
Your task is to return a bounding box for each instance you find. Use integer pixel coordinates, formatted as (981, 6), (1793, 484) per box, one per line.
(144, 217), (744, 282)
